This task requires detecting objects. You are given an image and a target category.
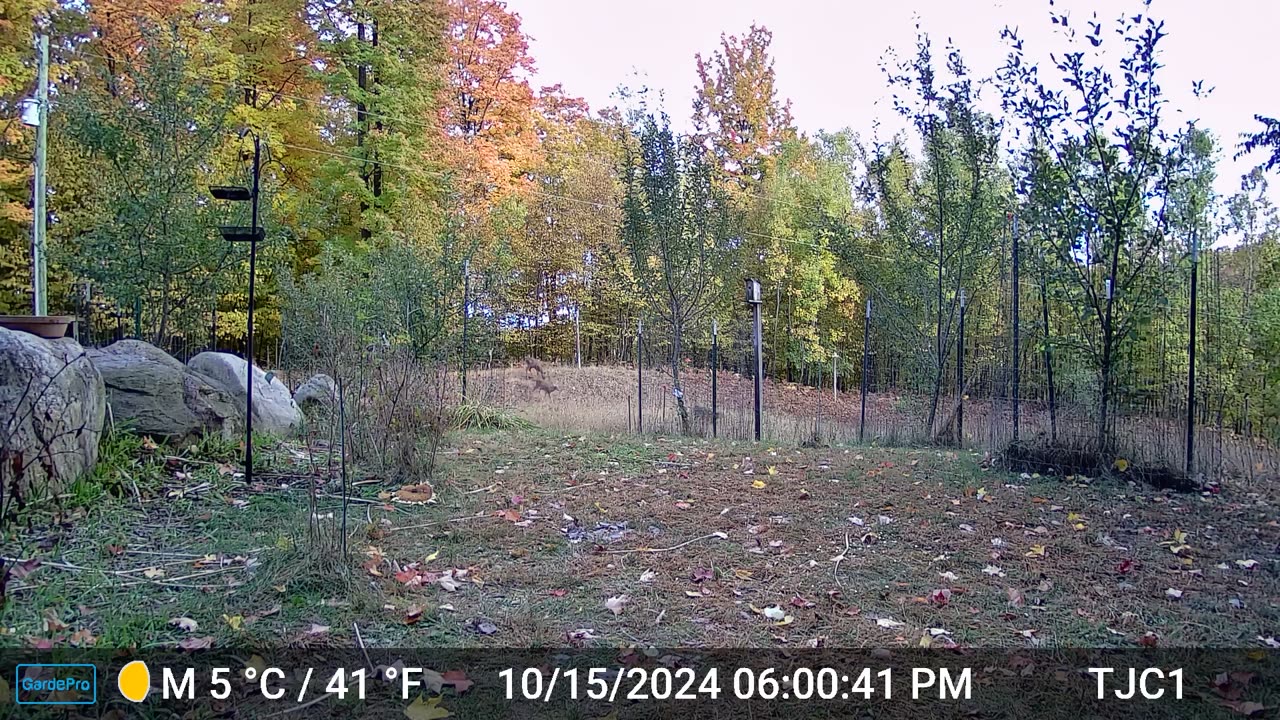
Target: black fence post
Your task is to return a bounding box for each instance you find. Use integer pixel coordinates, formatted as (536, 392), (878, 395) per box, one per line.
(637, 317), (643, 434)
(860, 297), (870, 443)
(711, 318), (718, 438)
(1012, 213), (1020, 444)
(957, 289), (966, 447)
(746, 279), (763, 442)
(1186, 231), (1199, 475)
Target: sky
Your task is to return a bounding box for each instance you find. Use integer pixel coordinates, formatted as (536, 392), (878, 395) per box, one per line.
(507, 0), (1278, 207)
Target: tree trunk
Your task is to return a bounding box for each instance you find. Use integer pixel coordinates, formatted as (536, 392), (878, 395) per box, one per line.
(671, 321), (690, 434)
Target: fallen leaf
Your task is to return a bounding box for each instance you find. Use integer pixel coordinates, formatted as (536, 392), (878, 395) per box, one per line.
(875, 617), (905, 629)
(405, 605), (423, 625)
(143, 567), (166, 579)
(169, 617), (198, 633)
(1007, 587), (1025, 608)
(1025, 545), (1046, 558)
(1165, 588), (1184, 600)
(223, 614), (243, 632)
(983, 565), (1006, 577)
(305, 623), (330, 636)
(441, 670), (473, 694)
(751, 479), (767, 489)
(1220, 701), (1268, 717)
(178, 636), (214, 651)
(404, 694), (451, 720)
(393, 483), (435, 504)
(605, 595), (629, 616)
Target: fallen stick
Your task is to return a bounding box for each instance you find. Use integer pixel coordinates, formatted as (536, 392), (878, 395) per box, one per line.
(599, 532), (728, 555)
(388, 515), (493, 533)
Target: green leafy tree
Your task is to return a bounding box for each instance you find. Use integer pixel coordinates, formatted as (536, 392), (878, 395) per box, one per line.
(618, 103), (726, 433)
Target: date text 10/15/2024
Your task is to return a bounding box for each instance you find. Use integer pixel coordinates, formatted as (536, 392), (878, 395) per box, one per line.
(498, 666), (1185, 702)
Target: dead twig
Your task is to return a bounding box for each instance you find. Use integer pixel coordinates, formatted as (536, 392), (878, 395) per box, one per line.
(599, 532), (727, 555)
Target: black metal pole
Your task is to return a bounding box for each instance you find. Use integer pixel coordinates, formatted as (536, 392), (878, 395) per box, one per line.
(1186, 233), (1198, 474)
(636, 318), (643, 434)
(711, 318), (718, 438)
(956, 289), (966, 447)
(748, 281), (763, 442)
(860, 297), (870, 443)
(460, 259), (470, 405)
(245, 134), (260, 486)
(1011, 214), (1020, 444)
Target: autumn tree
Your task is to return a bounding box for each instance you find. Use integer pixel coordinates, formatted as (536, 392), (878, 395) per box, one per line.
(692, 23), (793, 190)
(439, 0), (538, 232)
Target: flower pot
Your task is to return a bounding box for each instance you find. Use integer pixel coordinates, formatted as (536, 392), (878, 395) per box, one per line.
(0, 315), (75, 340)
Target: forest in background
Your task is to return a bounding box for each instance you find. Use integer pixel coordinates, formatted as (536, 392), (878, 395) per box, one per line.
(2, 0), (1280, 470)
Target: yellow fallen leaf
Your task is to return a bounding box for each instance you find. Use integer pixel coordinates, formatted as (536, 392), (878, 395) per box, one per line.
(424, 549), (440, 563)
(767, 466), (777, 476)
(404, 695), (451, 720)
(1114, 458), (1129, 472)
(223, 614), (243, 632)
(1026, 545), (1046, 558)
(246, 655), (267, 677)
(752, 479), (767, 489)
(773, 615), (794, 626)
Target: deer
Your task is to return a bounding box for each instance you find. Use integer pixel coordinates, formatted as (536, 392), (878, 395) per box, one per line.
(532, 378), (558, 397)
(523, 356), (546, 378)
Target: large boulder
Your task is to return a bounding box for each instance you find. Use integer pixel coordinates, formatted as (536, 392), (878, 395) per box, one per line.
(187, 352), (302, 436)
(293, 373), (337, 410)
(0, 327), (105, 493)
(87, 340), (241, 441)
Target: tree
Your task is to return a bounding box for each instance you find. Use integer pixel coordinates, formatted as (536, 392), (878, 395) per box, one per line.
(1239, 115), (1280, 172)
(61, 33), (240, 345)
(438, 0), (538, 225)
(618, 104), (725, 433)
(1000, 2), (1186, 452)
(691, 24), (794, 191)
(883, 31), (1005, 440)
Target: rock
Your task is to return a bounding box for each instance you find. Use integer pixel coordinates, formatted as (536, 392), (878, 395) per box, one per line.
(293, 373), (337, 410)
(0, 327), (105, 493)
(187, 352), (302, 436)
(87, 340), (241, 441)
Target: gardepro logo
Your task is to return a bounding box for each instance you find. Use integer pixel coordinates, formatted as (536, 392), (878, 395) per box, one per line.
(14, 664), (97, 705)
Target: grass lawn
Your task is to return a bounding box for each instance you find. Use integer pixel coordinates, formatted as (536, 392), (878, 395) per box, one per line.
(5, 426), (1279, 653)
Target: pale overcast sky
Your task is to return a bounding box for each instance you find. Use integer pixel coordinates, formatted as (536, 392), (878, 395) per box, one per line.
(508, 0), (1278, 205)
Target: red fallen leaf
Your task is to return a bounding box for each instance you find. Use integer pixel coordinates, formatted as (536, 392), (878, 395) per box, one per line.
(929, 588), (952, 607)
(549, 589), (568, 597)
(177, 636), (214, 651)
(105, 545), (125, 556)
(24, 636), (55, 650)
(1220, 700), (1269, 716)
(394, 566), (420, 584)
(1116, 558), (1135, 574)
(790, 595), (815, 609)
(495, 509), (522, 523)
(442, 669), (473, 694)
(1138, 631), (1159, 647)
(69, 628), (96, 647)
(691, 567), (714, 583)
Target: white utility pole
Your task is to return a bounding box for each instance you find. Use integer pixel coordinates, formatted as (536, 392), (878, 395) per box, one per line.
(30, 33), (49, 315)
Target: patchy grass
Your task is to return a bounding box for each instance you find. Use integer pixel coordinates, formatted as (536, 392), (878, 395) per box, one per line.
(5, 425), (1280, 655)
